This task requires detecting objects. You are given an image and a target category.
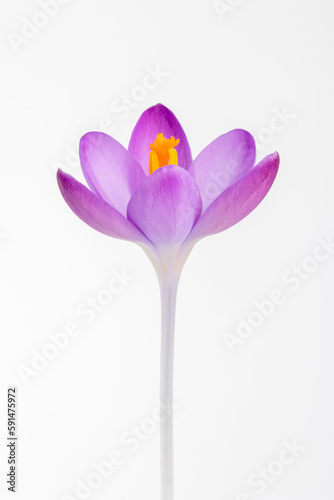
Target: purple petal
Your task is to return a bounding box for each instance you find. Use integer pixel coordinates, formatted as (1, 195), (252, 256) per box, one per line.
(57, 169), (150, 245)
(80, 132), (146, 216)
(188, 129), (256, 212)
(127, 165), (202, 246)
(185, 152), (279, 243)
(128, 104), (193, 175)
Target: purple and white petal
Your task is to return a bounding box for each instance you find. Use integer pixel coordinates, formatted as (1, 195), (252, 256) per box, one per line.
(185, 152), (279, 243)
(57, 169), (150, 245)
(128, 104), (193, 175)
(127, 165), (202, 247)
(188, 129), (256, 212)
(80, 132), (146, 216)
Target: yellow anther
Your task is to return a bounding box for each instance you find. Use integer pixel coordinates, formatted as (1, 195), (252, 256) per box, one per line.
(168, 148), (178, 166)
(149, 150), (159, 174)
(149, 133), (180, 174)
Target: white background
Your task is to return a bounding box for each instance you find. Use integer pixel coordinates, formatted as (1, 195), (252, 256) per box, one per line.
(1, 0), (334, 499)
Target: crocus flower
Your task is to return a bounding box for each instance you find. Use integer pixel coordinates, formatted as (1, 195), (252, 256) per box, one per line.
(57, 103), (279, 500)
(57, 104), (279, 273)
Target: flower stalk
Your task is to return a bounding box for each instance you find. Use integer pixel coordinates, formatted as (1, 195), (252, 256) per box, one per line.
(158, 267), (180, 500)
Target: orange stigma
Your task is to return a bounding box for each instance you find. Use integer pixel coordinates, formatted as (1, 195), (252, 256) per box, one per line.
(149, 133), (180, 174)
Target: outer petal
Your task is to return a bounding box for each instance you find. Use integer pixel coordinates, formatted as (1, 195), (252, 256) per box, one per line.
(57, 169), (150, 245)
(188, 129), (256, 212)
(80, 132), (146, 216)
(127, 165), (202, 246)
(128, 104), (192, 174)
(185, 152), (279, 243)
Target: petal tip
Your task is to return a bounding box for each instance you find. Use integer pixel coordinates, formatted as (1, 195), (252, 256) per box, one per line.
(79, 131), (104, 150)
(264, 151), (280, 172)
(57, 169), (78, 199)
(56, 167), (67, 188)
(273, 151), (280, 162)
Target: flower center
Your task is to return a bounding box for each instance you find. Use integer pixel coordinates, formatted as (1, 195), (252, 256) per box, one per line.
(149, 133), (180, 174)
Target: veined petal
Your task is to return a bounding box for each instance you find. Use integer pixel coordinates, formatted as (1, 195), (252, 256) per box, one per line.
(80, 132), (146, 216)
(127, 165), (202, 247)
(128, 104), (192, 175)
(185, 152), (279, 243)
(57, 169), (150, 245)
(188, 129), (256, 212)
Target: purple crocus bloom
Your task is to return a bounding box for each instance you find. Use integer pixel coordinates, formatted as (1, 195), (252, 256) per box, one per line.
(57, 103), (279, 500)
(57, 103), (279, 271)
